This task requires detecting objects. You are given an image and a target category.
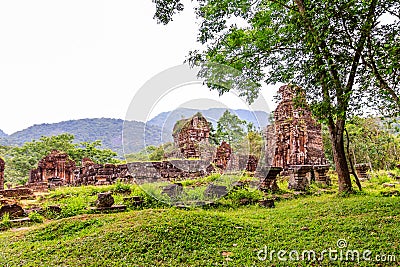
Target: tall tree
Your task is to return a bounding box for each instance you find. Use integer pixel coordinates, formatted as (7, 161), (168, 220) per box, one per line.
(152, 0), (399, 193)
(215, 110), (248, 148)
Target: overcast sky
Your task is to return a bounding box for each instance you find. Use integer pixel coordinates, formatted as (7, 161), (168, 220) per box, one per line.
(0, 0), (278, 135)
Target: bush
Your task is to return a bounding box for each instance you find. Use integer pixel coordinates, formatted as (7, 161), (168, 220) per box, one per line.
(370, 171), (393, 185)
(28, 212), (44, 223)
(0, 213), (11, 231)
(113, 181), (132, 194)
(221, 188), (264, 207)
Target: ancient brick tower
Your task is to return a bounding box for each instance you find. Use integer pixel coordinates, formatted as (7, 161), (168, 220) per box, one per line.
(0, 157), (4, 190)
(265, 85), (327, 169)
(172, 112), (210, 158)
(29, 150), (76, 185)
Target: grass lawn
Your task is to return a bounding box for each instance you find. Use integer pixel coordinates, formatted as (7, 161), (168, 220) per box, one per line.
(0, 192), (399, 266)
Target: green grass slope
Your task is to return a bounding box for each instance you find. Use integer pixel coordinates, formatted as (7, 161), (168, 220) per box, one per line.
(0, 194), (398, 266)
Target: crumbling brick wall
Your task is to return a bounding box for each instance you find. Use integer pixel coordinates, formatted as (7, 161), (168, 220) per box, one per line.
(0, 157), (4, 191)
(74, 158), (132, 186)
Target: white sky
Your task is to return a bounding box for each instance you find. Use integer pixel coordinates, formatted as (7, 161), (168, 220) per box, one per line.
(0, 0), (278, 135)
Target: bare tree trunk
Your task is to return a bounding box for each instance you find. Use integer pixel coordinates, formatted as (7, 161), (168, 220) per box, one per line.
(345, 128), (362, 191)
(329, 120), (353, 193)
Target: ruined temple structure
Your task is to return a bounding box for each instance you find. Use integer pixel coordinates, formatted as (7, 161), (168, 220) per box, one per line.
(265, 85), (327, 169)
(172, 112), (210, 158)
(28, 150), (76, 188)
(0, 157), (5, 191)
(214, 141), (232, 171)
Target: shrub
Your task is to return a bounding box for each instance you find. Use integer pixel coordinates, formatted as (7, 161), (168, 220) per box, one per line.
(28, 212), (44, 223)
(0, 213), (11, 231)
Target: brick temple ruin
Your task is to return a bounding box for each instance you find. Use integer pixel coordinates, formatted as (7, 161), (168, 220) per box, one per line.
(0, 157), (4, 191)
(28, 150), (76, 190)
(172, 112), (211, 158)
(7, 85), (329, 192)
(24, 112), (261, 190)
(265, 85), (330, 190)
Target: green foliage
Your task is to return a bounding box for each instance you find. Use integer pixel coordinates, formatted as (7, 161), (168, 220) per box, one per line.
(28, 212), (44, 224)
(323, 117), (400, 170)
(0, 118), (166, 157)
(0, 213), (11, 230)
(236, 130), (264, 159)
(215, 110), (247, 148)
(113, 180), (132, 194)
(369, 170), (393, 185)
(221, 188), (264, 207)
(179, 173), (221, 187)
(125, 143), (171, 162)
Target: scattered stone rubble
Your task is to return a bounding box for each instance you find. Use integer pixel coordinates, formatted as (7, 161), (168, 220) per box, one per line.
(92, 192), (127, 212)
(0, 203), (25, 219)
(96, 192), (115, 208)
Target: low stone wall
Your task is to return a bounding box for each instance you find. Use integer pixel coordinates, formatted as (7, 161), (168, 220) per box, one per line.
(128, 160), (215, 184)
(26, 182), (48, 192)
(0, 188), (33, 198)
(74, 162), (132, 186)
(27, 152), (259, 189)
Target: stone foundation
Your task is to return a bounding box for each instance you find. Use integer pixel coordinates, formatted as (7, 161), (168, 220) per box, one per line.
(313, 165), (331, 185)
(0, 188), (33, 198)
(355, 163), (369, 180)
(256, 166), (283, 192)
(288, 165), (313, 191)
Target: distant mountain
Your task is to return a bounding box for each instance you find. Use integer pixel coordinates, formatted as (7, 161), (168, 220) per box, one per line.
(0, 118), (166, 156)
(148, 108), (269, 135)
(0, 129), (8, 139)
(0, 109), (269, 156)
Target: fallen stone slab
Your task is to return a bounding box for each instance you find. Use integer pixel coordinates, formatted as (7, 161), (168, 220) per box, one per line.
(10, 217), (32, 226)
(123, 196), (144, 207)
(162, 183), (183, 198)
(46, 205), (62, 214)
(383, 183), (396, 188)
(90, 205), (127, 212)
(174, 201), (216, 208)
(96, 192), (114, 208)
(0, 204), (25, 218)
(204, 184), (228, 198)
(258, 199), (275, 208)
(380, 190), (400, 197)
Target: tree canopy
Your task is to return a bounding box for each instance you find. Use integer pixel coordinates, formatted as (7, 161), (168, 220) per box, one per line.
(152, 0), (399, 193)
